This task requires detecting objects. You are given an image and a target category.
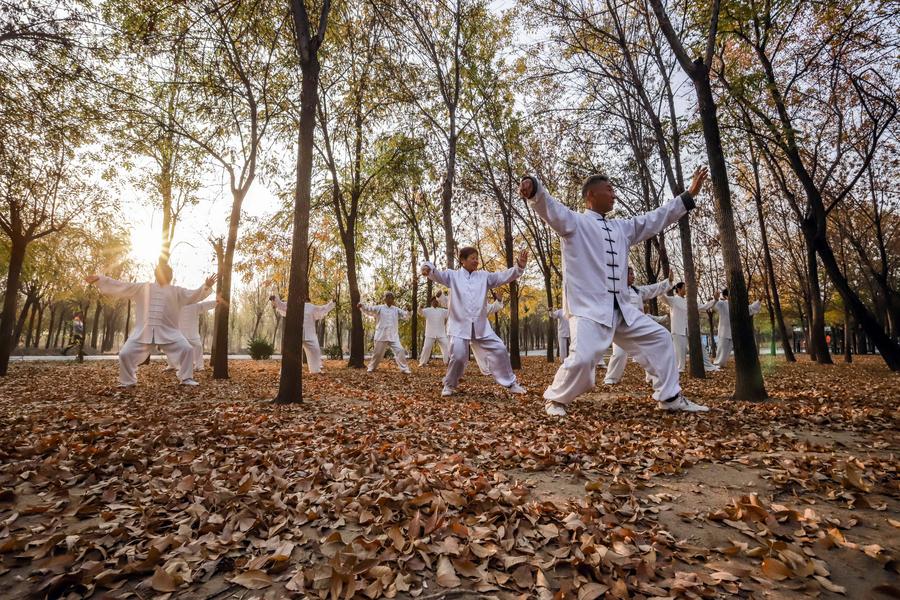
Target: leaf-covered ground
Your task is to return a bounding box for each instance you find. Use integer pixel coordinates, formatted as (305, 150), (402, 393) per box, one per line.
(0, 356), (897, 600)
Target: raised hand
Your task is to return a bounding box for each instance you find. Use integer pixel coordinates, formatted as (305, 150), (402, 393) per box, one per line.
(216, 294), (230, 307)
(519, 177), (535, 199)
(205, 274), (218, 288)
(420, 264), (432, 277)
(516, 248), (529, 268)
(688, 166), (708, 197)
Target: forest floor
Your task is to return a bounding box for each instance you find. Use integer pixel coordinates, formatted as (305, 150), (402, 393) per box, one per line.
(0, 355), (897, 600)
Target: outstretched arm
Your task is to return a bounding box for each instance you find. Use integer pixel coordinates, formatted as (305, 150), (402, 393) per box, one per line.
(88, 275), (143, 300)
(271, 294), (287, 317)
(697, 298), (717, 311)
(312, 300), (335, 320)
(357, 303), (378, 317)
(486, 249), (528, 288)
(520, 176), (577, 237)
(420, 261), (452, 287)
(622, 167), (706, 245)
(638, 279), (673, 301)
(749, 300), (762, 316)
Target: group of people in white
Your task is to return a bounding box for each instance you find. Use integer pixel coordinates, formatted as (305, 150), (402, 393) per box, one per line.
(85, 164), (763, 416)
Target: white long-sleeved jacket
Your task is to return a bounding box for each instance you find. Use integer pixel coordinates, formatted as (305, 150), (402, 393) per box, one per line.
(96, 276), (212, 344)
(178, 300), (217, 342)
(549, 309), (571, 337)
(423, 263), (522, 340)
(419, 306), (449, 338)
(659, 294), (687, 336)
(698, 298), (762, 340)
(525, 177), (692, 327)
(360, 304), (409, 343)
(273, 296), (335, 342)
(620, 280), (672, 314)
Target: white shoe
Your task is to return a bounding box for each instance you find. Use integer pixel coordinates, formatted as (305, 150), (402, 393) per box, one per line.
(507, 383), (527, 395)
(366, 368), (374, 373)
(603, 379), (616, 386)
(117, 383), (135, 388)
(658, 394), (709, 412)
(163, 366), (175, 372)
(441, 386), (455, 397)
(180, 379), (200, 387)
(401, 368), (412, 374)
(544, 402), (567, 417)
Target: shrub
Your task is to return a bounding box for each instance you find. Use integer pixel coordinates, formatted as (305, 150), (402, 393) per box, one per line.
(324, 344), (343, 360)
(247, 337), (274, 360)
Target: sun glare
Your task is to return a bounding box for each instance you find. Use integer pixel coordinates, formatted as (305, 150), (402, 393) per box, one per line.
(129, 227), (163, 268)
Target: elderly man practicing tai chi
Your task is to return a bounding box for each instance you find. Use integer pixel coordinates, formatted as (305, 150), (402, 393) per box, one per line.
(359, 292), (411, 374)
(700, 289), (761, 368)
(548, 305), (571, 361)
(166, 296), (224, 372)
(272, 293), (335, 374)
(421, 247), (528, 397)
(85, 264), (216, 387)
(603, 267), (673, 386)
(660, 282), (720, 373)
(520, 167), (710, 416)
(419, 296), (450, 366)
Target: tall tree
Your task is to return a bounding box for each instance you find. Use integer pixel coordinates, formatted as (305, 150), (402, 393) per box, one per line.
(274, 0), (331, 404)
(648, 0), (766, 400)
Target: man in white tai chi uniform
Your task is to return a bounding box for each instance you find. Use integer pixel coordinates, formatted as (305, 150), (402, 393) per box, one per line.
(603, 267), (672, 385)
(419, 296), (450, 366)
(660, 281), (719, 373)
(173, 297), (222, 371)
(700, 289), (761, 367)
(437, 290), (504, 376)
(421, 247), (528, 396)
(85, 264), (216, 387)
(520, 167), (710, 416)
(548, 306), (570, 361)
(272, 294), (335, 374)
(359, 292), (411, 374)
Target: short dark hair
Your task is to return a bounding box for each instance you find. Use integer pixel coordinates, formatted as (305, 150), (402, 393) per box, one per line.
(155, 262), (173, 283)
(674, 281), (685, 291)
(458, 246), (478, 262)
(581, 174), (609, 198)
(722, 288), (729, 298)
(268, 295), (276, 301)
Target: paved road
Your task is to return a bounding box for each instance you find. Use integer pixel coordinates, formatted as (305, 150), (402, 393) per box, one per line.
(9, 354), (277, 362)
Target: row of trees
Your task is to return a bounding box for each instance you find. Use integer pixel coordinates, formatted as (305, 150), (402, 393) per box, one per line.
(1, 0), (897, 403)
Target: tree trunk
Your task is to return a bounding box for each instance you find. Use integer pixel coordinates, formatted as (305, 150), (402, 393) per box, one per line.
(410, 233), (418, 359)
(275, 11), (322, 401)
(212, 189), (247, 379)
(45, 306), (56, 350)
(441, 116), (457, 268)
(693, 70), (766, 400)
(503, 214), (520, 369)
(90, 299), (102, 350)
(544, 271), (554, 362)
(752, 185), (795, 361)
(24, 301), (38, 348)
(804, 233), (832, 364)
(843, 307), (852, 363)
(344, 235), (365, 368)
(13, 293), (34, 357)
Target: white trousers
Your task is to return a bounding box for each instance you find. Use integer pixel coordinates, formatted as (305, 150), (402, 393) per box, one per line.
(603, 344), (628, 383)
(673, 333), (687, 372)
(419, 336), (450, 366)
(167, 338), (205, 371)
(368, 340), (410, 373)
(543, 313), (680, 405)
(120, 336), (194, 386)
(557, 335), (569, 361)
(472, 342), (493, 375)
(444, 332), (517, 389)
(303, 338), (324, 373)
(715, 338), (733, 367)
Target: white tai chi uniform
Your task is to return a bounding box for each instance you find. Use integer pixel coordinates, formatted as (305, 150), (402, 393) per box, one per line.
(95, 276), (212, 386)
(361, 304), (411, 373)
(659, 294), (719, 372)
(273, 296), (335, 373)
(604, 280), (672, 384)
(176, 300), (216, 370)
(549, 309), (571, 360)
(524, 176), (695, 405)
(699, 298), (762, 367)
(419, 306), (450, 366)
(437, 293), (503, 375)
(422, 262), (523, 391)
(472, 300), (504, 376)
